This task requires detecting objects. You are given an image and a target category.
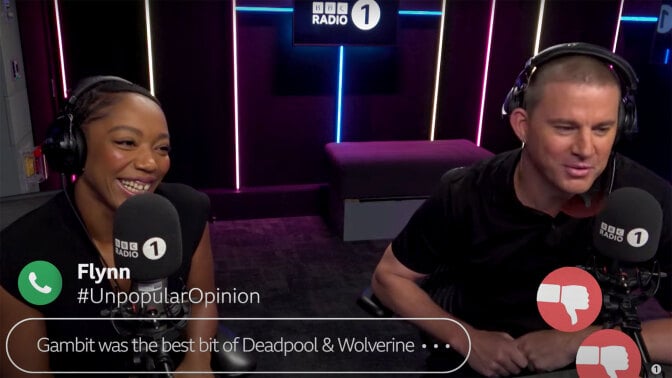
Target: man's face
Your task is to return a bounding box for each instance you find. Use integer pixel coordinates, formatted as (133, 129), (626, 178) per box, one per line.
(518, 81), (620, 198)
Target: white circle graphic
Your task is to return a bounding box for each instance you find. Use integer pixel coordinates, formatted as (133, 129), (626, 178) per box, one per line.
(143, 237), (167, 260)
(626, 228), (649, 248)
(351, 0), (381, 31)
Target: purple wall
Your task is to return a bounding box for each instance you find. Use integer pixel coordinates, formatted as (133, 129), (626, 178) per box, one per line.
(16, 0), (671, 204)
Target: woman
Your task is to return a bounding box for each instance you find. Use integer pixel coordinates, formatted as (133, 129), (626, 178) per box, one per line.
(1, 76), (217, 377)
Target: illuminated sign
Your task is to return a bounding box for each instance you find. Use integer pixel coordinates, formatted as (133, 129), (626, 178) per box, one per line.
(293, 0), (399, 45)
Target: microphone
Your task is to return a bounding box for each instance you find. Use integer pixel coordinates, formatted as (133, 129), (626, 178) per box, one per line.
(593, 187), (663, 263)
(114, 193), (182, 282)
(110, 193), (188, 375)
(587, 187), (666, 378)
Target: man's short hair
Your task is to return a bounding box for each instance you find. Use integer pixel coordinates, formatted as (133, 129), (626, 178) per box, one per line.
(524, 55), (622, 116)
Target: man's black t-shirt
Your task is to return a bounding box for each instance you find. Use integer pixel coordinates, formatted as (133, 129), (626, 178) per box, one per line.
(392, 149), (672, 337)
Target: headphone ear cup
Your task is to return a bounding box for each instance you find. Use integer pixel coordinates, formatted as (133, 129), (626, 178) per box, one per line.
(502, 86), (523, 116)
(71, 124), (86, 172)
(43, 114), (86, 174)
(620, 94), (638, 136)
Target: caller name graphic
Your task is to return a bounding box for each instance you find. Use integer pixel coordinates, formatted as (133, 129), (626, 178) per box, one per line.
(6, 318), (470, 374)
(294, 0), (399, 45)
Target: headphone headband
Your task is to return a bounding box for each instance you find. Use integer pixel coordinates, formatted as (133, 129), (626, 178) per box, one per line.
(502, 42), (639, 137)
(65, 75), (132, 111)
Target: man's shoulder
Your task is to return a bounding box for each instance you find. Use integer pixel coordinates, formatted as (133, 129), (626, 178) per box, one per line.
(450, 149), (518, 187)
(613, 154), (672, 200)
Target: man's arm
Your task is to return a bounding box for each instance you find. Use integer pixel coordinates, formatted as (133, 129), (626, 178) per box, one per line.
(515, 316), (672, 373)
(176, 224), (218, 377)
(372, 244), (528, 377)
(642, 317), (672, 363)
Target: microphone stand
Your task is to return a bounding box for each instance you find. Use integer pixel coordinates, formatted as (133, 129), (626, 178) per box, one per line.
(586, 258), (667, 378)
(103, 296), (190, 378)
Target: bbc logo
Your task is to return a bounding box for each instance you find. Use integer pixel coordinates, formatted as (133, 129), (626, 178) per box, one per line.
(313, 2), (349, 15)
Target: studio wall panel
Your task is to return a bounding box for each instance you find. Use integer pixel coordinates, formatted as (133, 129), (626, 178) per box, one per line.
(479, 1), (538, 153)
(237, 12), (337, 187)
(539, 0), (620, 49)
(434, 0), (490, 142)
(341, 15), (441, 142)
(58, 0), (148, 87)
(615, 11), (672, 181)
(151, 1), (236, 189)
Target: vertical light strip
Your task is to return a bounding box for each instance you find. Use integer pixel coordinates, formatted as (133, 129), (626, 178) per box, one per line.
(476, 0), (497, 147)
(665, 48), (670, 64)
(53, 0), (68, 98)
(232, 0), (241, 190)
(612, 0), (625, 52)
(336, 45), (344, 143)
(144, 0), (155, 95)
(533, 0), (546, 55)
(429, 0), (447, 141)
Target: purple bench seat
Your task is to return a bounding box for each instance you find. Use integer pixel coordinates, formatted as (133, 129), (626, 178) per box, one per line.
(325, 139), (494, 241)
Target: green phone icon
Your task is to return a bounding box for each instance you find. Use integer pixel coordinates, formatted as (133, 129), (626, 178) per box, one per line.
(18, 261), (62, 305)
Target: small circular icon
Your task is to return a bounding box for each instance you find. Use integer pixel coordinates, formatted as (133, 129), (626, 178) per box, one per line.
(351, 0), (381, 31)
(536, 267), (602, 332)
(143, 237), (167, 260)
(626, 228), (649, 248)
(576, 329), (641, 378)
(18, 261), (62, 305)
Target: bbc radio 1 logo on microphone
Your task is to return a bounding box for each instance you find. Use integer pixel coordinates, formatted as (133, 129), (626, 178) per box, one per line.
(599, 222), (649, 248)
(115, 237), (167, 260)
(115, 238), (139, 258)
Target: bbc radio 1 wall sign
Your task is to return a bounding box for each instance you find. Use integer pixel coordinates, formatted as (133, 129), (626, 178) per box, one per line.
(293, 0), (399, 45)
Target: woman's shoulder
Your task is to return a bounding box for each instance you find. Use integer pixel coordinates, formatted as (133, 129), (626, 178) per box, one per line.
(0, 192), (87, 294)
(1, 192), (69, 240)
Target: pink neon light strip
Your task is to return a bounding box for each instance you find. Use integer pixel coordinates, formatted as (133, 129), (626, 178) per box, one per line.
(232, 0), (241, 190)
(53, 0), (68, 99)
(429, 0), (447, 141)
(476, 0), (497, 147)
(612, 0), (625, 52)
(144, 0), (156, 96)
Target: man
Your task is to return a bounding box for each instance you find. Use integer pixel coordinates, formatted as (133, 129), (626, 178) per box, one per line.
(371, 43), (671, 376)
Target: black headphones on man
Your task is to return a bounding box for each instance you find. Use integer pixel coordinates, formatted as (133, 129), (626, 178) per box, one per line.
(42, 75), (133, 175)
(501, 42), (639, 138)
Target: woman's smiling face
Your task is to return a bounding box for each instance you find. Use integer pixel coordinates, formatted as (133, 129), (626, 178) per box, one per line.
(76, 92), (171, 211)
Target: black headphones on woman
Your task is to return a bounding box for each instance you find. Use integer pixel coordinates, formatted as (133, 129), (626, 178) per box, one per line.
(42, 75), (132, 175)
(501, 42), (639, 137)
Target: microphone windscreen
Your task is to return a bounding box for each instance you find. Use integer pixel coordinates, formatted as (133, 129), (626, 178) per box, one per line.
(113, 193), (182, 281)
(593, 187), (662, 262)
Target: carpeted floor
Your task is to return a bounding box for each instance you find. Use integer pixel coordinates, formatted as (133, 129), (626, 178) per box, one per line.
(209, 215), (431, 376)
